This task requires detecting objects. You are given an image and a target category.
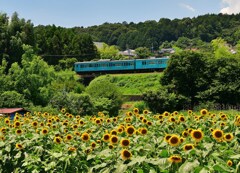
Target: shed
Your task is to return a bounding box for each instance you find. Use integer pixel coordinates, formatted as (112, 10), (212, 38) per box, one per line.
(0, 108), (29, 120)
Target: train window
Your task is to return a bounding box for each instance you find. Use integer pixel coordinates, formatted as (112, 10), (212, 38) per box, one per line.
(148, 61), (156, 65)
(142, 61), (146, 65)
(158, 60), (163, 64)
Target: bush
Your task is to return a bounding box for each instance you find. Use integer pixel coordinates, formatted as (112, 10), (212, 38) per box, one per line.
(86, 78), (123, 116)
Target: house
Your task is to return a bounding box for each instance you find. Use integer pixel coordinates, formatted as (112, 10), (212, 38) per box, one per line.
(0, 108), (29, 120)
(119, 49), (137, 57)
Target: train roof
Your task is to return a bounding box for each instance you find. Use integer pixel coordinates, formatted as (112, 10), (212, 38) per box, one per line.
(74, 56), (169, 64)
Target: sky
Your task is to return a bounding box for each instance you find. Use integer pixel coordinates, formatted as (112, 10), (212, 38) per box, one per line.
(0, 0), (240, 28)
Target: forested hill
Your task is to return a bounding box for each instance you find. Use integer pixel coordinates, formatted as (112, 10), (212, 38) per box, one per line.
(1, 12), (240, 67)
(74, 13), (240, 49)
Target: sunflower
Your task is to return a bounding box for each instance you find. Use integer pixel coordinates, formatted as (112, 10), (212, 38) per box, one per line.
(168, 155), (182, 163)
(14, 121), (21, 128)
(95, 118), (101, 125)
(102, 133), (111, 142)
(220, 122), (226, 127)
(62, 121), (68, 126)
(133, 108), (139, 114)
(120, 138), (130, 148)
(109, 144), (114, 149)
(200, 109), (208, 116)
(191, 129), (204, 142)
(31, 121), (38, 128)
(168, 135), (180, 147)
(158, 115), (164, 120)
(79, 120), (84, 126)
(91, 142), (97, 148)
(112, 117), (118, 122)
(61, 108), (66, 113)
(54, 136), (62, 144)
(164, 111), (170, 117)
(224, 133), (234, 142)
(183, 144), (194, 151)
(121, 149), (132, 160)
(147, 121), (152, 126)
(143, 110), (148, 115)
(72, 124), (78, 130)
(4, 118), (10, 125)
(85, 148), (92, 154)
(126, 111), (133, 116)
(68, 147), (76, 152)
(65, 134), (73, 141)
(182, 131), (188, 137)
(74, 131), (81, 136)
(140, 128), (148, 135)
(81, 132), (90, 142)
(110, 135), (119, 145)
(188, 110), (193, 115)
(41, 128), (49, 135)
(16, 143), (23, 150)
(0, 136), (5, 141)
(169, 117), (176, 122)
(178, 116), (185, 122)
(110, 130), (118, 136)
(125, 126), (135, 136)
(227, 160), (233, 167)
(15, 129), (23, 135)
(106, 118), (111, 123)
(212, 129), (224, 141)
(164, 134), (172, 142)
(117, 127), (124, 133)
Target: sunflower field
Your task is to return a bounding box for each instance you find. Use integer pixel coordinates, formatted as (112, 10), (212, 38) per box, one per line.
(0, 108), (239, 173)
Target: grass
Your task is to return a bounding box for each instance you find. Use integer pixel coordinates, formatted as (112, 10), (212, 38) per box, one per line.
(92, 72), (163, 95)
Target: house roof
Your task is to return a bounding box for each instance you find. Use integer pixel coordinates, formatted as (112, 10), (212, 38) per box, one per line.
(0, 108), (26, 114)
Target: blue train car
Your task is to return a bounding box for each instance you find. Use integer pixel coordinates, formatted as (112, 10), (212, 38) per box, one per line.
(74, 59), (135, 74)
(135, 57), (169, 70)
(74, 57), (169, 74)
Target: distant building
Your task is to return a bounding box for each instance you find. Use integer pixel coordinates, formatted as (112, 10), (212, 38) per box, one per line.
(159, 48), (175, 54)
(119, 49), (137, 57)
(0, 108), (29, 120)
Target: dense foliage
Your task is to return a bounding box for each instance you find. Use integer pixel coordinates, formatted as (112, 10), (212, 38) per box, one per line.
(74, 13), (240, 50)
(143, 50), (240, 113)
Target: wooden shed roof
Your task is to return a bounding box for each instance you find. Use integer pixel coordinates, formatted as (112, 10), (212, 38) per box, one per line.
(0, 108), (26, 114)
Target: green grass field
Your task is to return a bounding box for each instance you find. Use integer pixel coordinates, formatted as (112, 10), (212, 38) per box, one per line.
(91, 72), (163, 95)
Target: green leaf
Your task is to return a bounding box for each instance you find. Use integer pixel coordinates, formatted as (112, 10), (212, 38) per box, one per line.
(160, 149), (168, 157)
(213, 164), (233, 173)
(137, 168), (144, 173)
(5, 145), (11, 152)
(113, 163), (128, 173)
(52, 152), (63, 158)
(229, 154), (240, 159)
(14, 151), (22, 159)
(178, 160), (200, 173)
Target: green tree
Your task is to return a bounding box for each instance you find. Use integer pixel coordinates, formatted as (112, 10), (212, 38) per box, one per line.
(0, 91), (28, 108)
(161, 51), (209, 107)
(98, 43), (121, 60)
(86, 78), (123, 116)
(135, 47), (152, 59)
(211, 38), (233, 59)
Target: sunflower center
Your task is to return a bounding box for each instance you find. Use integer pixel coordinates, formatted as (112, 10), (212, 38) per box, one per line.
(170, 137), (179, 144)
(215, 131), (223, 138)
(193, 131), (202, 139)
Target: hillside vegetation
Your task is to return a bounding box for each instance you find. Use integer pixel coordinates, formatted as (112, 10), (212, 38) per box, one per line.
(91, 73), (163, 95)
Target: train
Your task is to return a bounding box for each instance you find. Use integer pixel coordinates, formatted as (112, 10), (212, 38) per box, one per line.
(74, 57), (169, 74)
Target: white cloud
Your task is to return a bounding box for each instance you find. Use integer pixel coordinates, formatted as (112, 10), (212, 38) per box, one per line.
(220, 0), (240, 14)
(180, 3), (196, 12)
